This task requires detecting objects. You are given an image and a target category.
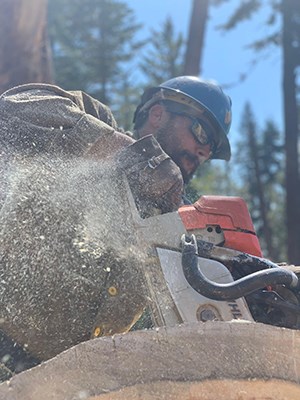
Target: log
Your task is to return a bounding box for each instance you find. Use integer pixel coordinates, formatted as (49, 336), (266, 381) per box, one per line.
(0, 321), (299, 400)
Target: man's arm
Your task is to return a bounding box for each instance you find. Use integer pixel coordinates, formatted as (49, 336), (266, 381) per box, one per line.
(0, 83), (133, 159)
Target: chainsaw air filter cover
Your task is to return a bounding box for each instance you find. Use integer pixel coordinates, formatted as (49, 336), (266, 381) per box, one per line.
(178, 195), (263, 257)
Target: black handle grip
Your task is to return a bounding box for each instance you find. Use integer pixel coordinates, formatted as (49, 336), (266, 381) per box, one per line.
(181, 234), (298, 301)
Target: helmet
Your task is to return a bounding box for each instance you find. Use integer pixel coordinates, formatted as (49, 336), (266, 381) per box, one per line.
(133, 76), (232, 161)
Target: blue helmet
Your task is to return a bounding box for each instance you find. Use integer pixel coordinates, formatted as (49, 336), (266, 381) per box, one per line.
(133, 76), (232, 161)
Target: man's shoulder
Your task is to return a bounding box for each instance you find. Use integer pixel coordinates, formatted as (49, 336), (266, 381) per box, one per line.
(69, 89), (118, 129)
(0, 83), (118, 129)
(1, 83), (76, 101)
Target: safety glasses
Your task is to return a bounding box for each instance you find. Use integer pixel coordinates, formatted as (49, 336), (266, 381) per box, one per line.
(171, 111), (216, 154)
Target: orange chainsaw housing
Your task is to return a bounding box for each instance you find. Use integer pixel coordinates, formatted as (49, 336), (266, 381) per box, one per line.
(178, 195), (263, 258)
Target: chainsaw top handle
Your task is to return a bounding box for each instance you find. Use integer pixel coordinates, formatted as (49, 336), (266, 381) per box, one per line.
(181, 234), (299, 302)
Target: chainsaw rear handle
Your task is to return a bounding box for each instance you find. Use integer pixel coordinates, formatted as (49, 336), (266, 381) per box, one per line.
(181, 234), (299, 302)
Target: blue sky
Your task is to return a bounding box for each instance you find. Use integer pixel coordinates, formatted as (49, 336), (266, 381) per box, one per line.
(125, 0), (283, 147)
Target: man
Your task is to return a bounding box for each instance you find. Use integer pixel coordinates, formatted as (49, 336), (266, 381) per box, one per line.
(132, 75), (232, 184)
(0, 76), (232, 377)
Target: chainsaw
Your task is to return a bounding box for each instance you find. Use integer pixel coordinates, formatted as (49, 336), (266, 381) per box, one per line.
(127, 188), (300, 331)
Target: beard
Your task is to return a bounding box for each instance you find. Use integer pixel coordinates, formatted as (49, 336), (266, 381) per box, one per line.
(155, 123), (199, 184)
(170, 150), (199, 184)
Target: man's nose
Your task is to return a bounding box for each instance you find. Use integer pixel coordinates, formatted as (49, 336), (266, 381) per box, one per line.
(197, 143), (211, 163)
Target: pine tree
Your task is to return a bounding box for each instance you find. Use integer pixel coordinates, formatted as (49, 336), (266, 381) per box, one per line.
(237, 103), (285, 260)
(139, 17), (185, 86)
(215, 0), (300, 263)
(260, 120), (286, 260)
(111, 71), (141, 132)
(48, 0), (143, 104)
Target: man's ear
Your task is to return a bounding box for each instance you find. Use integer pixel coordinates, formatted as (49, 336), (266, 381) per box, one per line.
(148, 104), (165, 128)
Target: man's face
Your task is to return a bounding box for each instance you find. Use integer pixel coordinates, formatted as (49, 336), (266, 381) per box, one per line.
(155, 113), (212, 183)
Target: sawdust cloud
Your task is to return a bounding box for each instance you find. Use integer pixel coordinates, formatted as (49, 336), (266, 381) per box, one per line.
(0, 154), (148, 359)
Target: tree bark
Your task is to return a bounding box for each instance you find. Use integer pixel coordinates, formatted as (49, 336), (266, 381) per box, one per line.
(183, 0), (209, 76)
(282, 0), (300, 264)
(0, 0), (53, 94)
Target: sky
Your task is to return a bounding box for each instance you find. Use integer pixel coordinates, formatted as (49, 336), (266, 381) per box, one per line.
(125, 0), (283, 147)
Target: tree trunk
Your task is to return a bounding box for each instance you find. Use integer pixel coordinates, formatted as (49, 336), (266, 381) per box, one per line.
(183, 0), (209, 76)
(0, 0), (53, 94)
(282, 0), (300, 264)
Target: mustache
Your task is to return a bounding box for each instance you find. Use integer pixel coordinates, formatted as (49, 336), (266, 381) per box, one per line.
(172, 151), (200, 184)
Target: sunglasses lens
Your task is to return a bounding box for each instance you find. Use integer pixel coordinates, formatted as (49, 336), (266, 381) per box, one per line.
(167, 109), (217, 154)
(191, 119), (217, 155)
(191, 120), (208, 145)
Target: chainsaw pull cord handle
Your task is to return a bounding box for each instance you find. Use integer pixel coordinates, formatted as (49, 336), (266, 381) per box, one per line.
(181, 234), (299, 302)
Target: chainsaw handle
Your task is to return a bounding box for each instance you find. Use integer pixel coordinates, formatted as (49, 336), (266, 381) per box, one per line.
(181, 234), (299, 301)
